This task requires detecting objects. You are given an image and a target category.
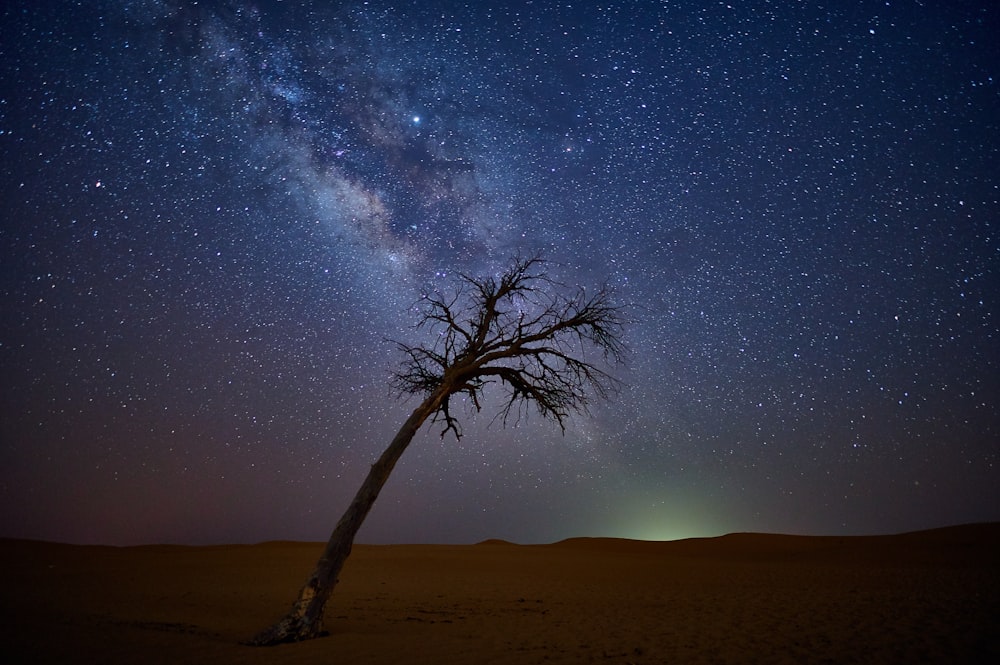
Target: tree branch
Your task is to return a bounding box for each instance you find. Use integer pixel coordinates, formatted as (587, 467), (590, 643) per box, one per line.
(391, 254), (626, 437)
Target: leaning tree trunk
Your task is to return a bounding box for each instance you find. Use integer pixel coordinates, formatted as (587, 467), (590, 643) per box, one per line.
(247, 388), (447, 646)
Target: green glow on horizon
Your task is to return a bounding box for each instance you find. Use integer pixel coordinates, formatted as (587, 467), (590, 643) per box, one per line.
(601, 489), (729, 541)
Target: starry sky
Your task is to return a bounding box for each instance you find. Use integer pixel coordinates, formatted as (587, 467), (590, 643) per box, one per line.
(2, 0), (997, 546)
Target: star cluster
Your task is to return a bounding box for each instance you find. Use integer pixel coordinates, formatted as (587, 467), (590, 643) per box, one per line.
(1, 1), (997, 545)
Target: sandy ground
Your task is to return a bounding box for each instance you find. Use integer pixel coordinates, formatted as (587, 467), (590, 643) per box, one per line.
(2, 524), (998, 664)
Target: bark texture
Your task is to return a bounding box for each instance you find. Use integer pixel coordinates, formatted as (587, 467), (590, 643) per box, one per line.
(247, 390), (446, 645)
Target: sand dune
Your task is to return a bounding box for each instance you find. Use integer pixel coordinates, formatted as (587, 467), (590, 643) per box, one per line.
(2, 524), (998, 664)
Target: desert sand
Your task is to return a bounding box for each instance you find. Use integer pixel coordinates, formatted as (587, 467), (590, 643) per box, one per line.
(2, 523), (998, 664)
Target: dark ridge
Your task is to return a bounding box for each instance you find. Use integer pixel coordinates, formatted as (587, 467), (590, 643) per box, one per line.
(546, 523), (1000, 563)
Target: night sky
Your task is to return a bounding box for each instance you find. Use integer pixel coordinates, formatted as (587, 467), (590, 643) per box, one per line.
(2, 1), (997, 546)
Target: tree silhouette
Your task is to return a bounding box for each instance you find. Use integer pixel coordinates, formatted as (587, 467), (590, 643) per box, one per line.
(248, 254), (626, 645)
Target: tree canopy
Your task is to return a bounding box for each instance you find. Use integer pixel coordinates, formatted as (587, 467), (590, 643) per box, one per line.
(394, 254), (626, 438)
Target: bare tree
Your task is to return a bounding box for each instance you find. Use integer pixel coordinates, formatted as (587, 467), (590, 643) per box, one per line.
(248, 254), (626, 645)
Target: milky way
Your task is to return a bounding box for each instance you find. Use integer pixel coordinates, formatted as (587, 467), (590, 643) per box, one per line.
(2, 1), (997, 545)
